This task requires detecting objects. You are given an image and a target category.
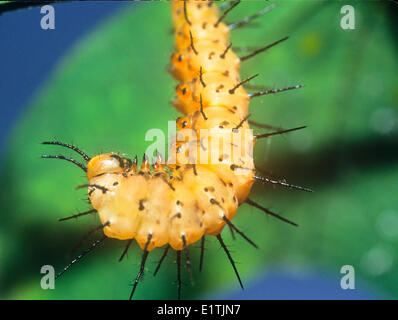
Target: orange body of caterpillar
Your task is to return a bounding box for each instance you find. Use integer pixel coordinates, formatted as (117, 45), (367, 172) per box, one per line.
(86, 0), (255, 252)
(41, 0), (311, 299)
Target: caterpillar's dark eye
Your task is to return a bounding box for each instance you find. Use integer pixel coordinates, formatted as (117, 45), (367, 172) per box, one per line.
(110, 154), (126, 169)
(182, 87), (188, 95)
(124, 158), (133, 171)
(178, 54), (183, 62)
(182, 121), (188, 128)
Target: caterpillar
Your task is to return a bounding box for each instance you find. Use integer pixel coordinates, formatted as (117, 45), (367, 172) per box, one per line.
(42, 0), (311, 300)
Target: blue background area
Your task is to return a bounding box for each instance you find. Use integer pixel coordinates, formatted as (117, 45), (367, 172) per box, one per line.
(0, 2), (128, 151)
(211, 269), (377, 300)
(0, 2), (384, 300)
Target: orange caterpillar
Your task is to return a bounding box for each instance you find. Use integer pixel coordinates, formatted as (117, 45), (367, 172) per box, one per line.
(42, 0), (310, 299)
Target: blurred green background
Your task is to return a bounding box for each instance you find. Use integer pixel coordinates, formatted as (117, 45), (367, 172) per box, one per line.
(0, 0), (398, 299)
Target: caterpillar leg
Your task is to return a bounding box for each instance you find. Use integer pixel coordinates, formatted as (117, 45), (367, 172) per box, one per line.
(129, 233), (152, 300)
(228, 3), (277, 30)
(176, 250), (182, 300)
(246, 198), (299, 227)
(216, 234), (243, 290)
(222, 216), (258, 249)
(199, 236), (205, 272)
(55, 236), (107, 280)
(182, 234), (194, 285)
(71, 220), (110, 253)
(154, 245), (170, 276)
(58, 209), (97, 222)
(119, 238), (134, 262)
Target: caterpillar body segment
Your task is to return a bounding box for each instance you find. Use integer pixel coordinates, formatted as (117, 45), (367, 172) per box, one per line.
(170, 0), (254, 201)
(174, 15), (230, 51)
(173, 72), (249, 116)
(171, 0), (221, 31)
(170, 43), (240, 83)
(170, 3), (238, 83)
(86, 154), (240, 251)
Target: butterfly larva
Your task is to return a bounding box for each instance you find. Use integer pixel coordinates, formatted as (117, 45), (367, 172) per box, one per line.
(42, 0), (311, 299)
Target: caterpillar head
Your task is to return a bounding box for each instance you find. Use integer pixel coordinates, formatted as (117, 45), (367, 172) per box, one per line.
(87, 153), (135, 180)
